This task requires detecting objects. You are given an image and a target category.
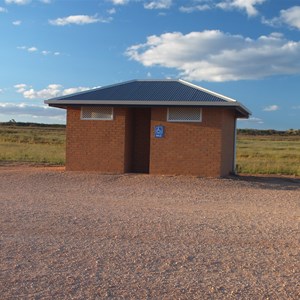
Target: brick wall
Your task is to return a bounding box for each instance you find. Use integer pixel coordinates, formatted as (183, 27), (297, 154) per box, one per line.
(149, 107), (234, 177)
(66, 106), (236, 177)
(124, 108), (133, 173)
(220, 109), (236, 176)
(66, 107), (128, 172)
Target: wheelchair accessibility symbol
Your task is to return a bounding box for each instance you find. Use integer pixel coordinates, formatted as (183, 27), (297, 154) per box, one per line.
(154, 125), (165, 138)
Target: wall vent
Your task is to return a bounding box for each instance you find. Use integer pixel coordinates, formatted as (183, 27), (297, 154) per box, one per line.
(81, 107), (113, 120)
(167, 107), (202, 122)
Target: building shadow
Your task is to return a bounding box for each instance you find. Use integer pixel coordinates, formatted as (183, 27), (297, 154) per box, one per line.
(227, 174), (300, 191)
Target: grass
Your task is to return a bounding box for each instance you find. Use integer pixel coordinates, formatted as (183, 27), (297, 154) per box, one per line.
(0, 125), (65, 165)
(0, 124), (299, 176)
(236, 134), (300, 176)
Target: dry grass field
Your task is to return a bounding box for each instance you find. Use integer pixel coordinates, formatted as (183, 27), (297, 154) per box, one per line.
(237, 134), (300, 176)
(0, 166), (299, 299)
(0, 124), (65, 165)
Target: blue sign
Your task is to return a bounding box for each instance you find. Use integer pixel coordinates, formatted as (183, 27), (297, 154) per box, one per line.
(155, 125), (165, 138)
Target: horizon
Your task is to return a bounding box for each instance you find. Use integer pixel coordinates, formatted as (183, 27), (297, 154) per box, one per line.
(1, 120), (300, 132)
(0, 0), (299, 130)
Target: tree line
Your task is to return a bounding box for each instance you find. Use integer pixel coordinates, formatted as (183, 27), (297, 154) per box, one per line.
(237, 128), (300, 136)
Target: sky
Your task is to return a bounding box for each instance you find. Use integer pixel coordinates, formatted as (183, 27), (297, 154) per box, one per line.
(0, 0), (299, 129)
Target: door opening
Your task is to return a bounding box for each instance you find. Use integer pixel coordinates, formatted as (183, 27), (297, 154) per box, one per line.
(131, 108), (151, 173)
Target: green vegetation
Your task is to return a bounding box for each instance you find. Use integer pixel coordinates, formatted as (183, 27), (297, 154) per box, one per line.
(236, 134), (300, 176)
(0, 123), (66, 165)
(0, 122), (299, 176)
(237, 128), (300, 136)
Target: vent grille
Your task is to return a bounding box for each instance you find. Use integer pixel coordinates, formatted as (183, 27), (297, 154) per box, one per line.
(167, 107), (202, 122)
(81, 107), (113, 120)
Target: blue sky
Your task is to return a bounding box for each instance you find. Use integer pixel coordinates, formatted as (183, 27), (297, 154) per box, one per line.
(0, 0), (299, 129)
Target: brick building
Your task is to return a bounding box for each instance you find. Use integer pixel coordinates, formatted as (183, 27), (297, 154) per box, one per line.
(45, 79), (250, 177)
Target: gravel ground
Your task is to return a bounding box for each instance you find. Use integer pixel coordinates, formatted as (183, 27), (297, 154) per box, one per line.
(0, 166), (299, 300)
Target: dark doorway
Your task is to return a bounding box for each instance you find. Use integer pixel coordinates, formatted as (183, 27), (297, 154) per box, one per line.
(131, 108), (151, 173)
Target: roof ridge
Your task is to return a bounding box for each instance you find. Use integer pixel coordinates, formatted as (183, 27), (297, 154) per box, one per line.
(178, 79), (236, 102)
(134, 78), (178, 82)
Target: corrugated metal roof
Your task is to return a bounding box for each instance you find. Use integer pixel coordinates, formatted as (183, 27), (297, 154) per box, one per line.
(45, 79), (251, 118)
(51, 80), (232, 102)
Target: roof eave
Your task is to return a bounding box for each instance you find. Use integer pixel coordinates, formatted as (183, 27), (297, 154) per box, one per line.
(45, 99), (251, 118)
(234, 101), (251, 118)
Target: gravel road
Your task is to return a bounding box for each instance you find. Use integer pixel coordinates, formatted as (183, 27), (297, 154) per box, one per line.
(0, 166), (299, 299)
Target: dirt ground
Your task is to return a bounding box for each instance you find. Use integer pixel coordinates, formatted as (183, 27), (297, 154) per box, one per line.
(0, 166), (299, 299)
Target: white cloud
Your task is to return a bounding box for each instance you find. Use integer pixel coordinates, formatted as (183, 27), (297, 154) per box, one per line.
(263, 105), (279, 112)
(263, 6), (300, 30)
(12, 20), (22, 26)
(49, 15), (111, 26)
(0, 102), (65, 119)
(107, 8), (116, 14)
(281, 6), (300, 29)
(238, 116), (264, 124)
(17, 46), (38, 53)
(0, 6), (8, 12)
(14, 84), (90, 100)
(22, 84), (62, 99)
(40, 0), (51, 3)
(17, 46), (60, 56)
(180, 0), (266, 15)
(14, 83), (27, 93)
(109, 0), (129, 5)
(27, 47), (38, 52)
(217, 0), (266, 17)
(179, 4), (211, 13)
(0, 89), (3, 93)
(42, 50), (50, 55)
(62, 87), (90, 96)
(126, 30), (300, 82)
(5, 0), (31, 4)
(292, 105), (300, 110)
(144, 0), (172, 10)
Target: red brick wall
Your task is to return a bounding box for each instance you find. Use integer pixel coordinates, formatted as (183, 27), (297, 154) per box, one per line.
(149, 107), (234, 177)
(124, 108), (133, 173)
(66, 107), (128, 172)
(66, 106), (236, 177)
(220, 109), (236, 176)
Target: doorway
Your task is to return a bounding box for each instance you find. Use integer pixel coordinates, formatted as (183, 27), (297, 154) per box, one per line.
(131, 108), (151, 173)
